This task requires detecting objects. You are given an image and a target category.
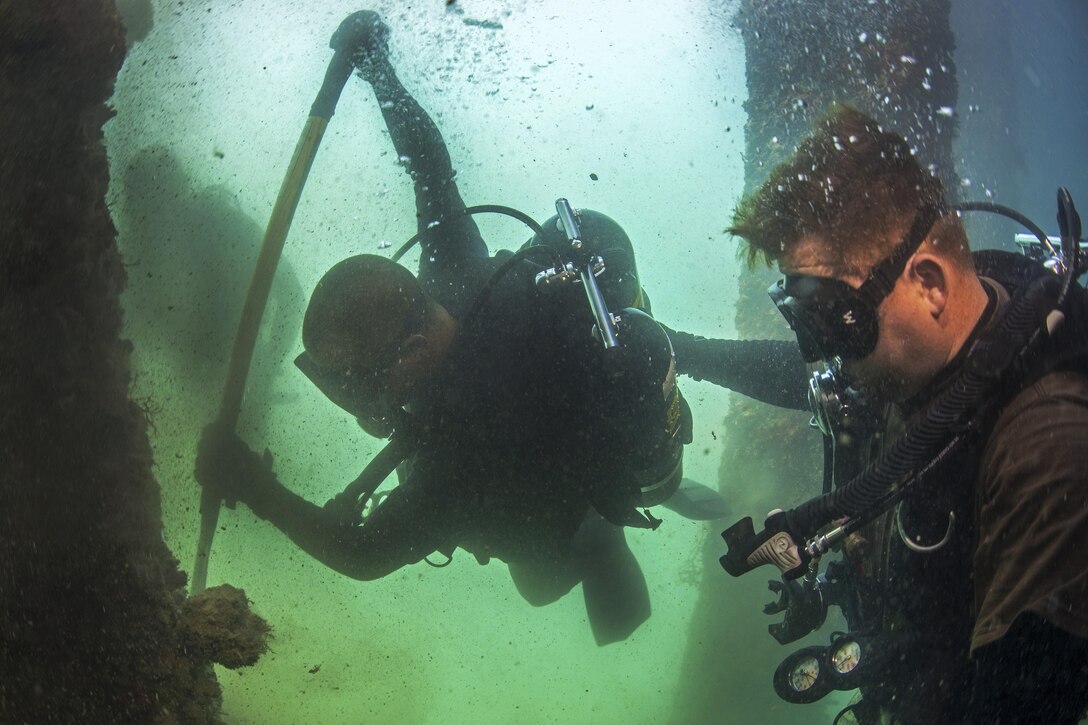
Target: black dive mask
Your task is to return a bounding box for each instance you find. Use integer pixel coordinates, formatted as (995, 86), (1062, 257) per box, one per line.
(294, 350), (400, 438)
(768, 203), (944, 363)
(295, 351), (383, 418)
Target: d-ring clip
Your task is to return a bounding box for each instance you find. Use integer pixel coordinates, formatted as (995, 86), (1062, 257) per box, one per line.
(895, 504), (955, 553)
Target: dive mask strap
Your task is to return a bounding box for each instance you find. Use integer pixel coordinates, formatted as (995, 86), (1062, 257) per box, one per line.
(857, 202), (945, 306)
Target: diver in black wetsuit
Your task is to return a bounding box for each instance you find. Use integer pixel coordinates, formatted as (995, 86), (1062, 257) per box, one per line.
(196, 11), (690, 646)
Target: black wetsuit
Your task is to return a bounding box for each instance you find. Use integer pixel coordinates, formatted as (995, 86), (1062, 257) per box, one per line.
(248, 52), (665, 645)
(664, 328), (808, 410)
(366, 48), (661, 540)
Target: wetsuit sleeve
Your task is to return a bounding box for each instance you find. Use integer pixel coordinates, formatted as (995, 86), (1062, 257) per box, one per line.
(365, 55), (487, 277)
(243, 472), (453, 581)
(661, 325), (809, 410)
(966, 371), (1088, 718)
(972, 371), (1088, 650)
(967, 613), (1088, 721)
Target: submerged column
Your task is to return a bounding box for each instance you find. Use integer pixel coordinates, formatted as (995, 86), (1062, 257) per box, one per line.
(0, 3), (265, 721)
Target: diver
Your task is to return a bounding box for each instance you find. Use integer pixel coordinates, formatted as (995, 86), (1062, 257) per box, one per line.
(196, 11), (695, 646)
(666, 105), (1088, 721)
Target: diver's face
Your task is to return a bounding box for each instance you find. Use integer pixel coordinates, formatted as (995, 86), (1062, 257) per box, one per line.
(779, 234), (929, 403)
(311, 337), (407, 412)
(840, 293), (921, 402)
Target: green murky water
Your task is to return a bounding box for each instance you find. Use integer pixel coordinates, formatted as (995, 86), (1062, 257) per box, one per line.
(104, 0), (1088, 722)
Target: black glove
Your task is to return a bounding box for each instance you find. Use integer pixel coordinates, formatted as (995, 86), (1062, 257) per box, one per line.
(655, 322), (700, 376)
(195, 421), (279, 510)
(339, 11), (390, 81)
(764, 576), (828, 645)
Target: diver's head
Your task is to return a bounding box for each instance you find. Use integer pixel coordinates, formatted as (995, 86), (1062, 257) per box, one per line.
(529, 208), (643, 309)
(729, 105), (986, 401)
(301, 254), (453, 414)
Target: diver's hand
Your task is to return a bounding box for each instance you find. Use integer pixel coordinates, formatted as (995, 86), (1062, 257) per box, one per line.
(195, 422), (279, 509)
(337, 11), (390, 81)
(655, 322), (701, 375)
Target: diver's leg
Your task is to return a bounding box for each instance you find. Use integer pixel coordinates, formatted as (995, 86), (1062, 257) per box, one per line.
(571, 513), (651, 646)
(351, 14), (486, 280)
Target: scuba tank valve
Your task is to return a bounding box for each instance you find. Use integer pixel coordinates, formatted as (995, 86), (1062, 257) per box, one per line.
(554, 198), (621, 349)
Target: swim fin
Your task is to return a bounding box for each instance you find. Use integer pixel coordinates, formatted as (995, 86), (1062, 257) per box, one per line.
(660, 478), (730, 520)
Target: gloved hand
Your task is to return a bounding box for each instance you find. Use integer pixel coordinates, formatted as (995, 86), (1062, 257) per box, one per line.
(654, 321), (701, 376)
(338, 11), (390, 81)
(195, 422), (279, 510)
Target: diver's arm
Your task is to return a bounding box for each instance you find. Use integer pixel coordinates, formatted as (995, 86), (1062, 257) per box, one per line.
(966, 373), (1088, 719)
(662, 326), (809, 410)
(360, 40), (487, 265)
(195, 424), (447, 581)
(245, 479), (448, 581)
(966, 614), (1088, 721)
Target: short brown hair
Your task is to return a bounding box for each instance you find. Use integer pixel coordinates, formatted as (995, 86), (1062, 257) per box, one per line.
(728, 105), (967, 274)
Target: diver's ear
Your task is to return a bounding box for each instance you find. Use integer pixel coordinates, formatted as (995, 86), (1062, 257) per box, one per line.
(910, 254), (948, 318)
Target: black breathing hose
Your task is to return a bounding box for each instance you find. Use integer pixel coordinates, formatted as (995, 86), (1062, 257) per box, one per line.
(332, 427), (418, 518)
(459, 244), (559, 325)
(1056, 187), (1083, 302)
(391, 204), (546, 263)
(954, 201), (1055, 254)
(786, 268), (1061, 537)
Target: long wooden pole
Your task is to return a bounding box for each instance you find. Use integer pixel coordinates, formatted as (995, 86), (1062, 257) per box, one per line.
(191, 20), (364, 593)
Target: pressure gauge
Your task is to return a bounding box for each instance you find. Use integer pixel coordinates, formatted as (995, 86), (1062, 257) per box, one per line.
(774, 632), (905, 705)
(790, 655), (821, 691)
(831, 638), (862, 674)
(774, 646), (833, 704)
